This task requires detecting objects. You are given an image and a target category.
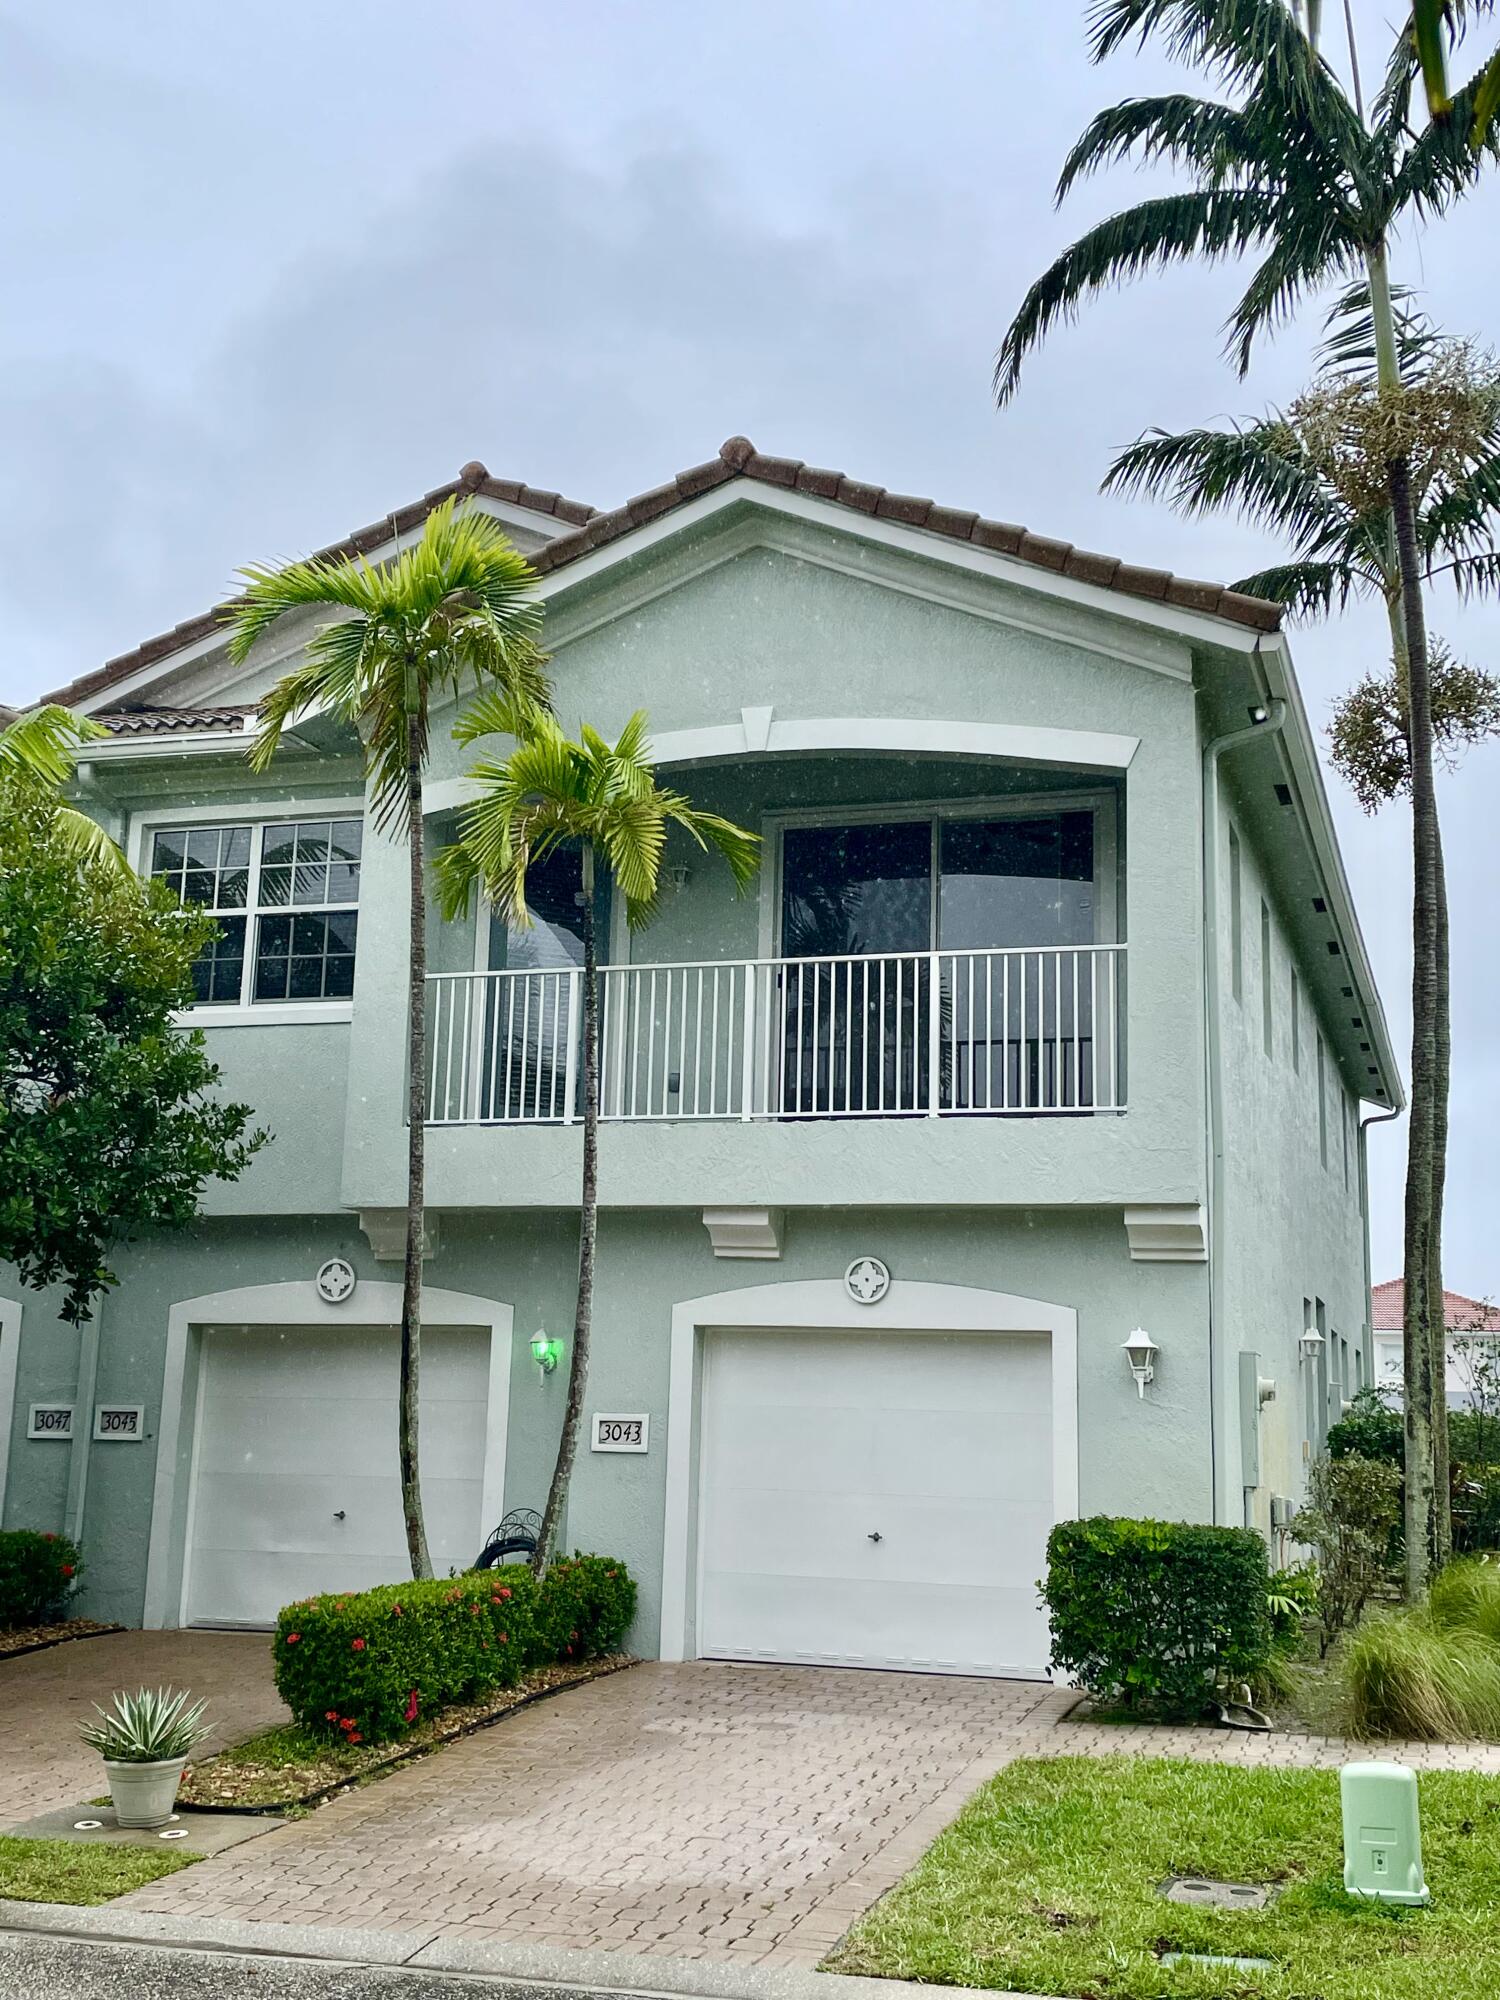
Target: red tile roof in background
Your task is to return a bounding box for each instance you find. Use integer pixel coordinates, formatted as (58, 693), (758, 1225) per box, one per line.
(1371, 1279), (1500, 1332)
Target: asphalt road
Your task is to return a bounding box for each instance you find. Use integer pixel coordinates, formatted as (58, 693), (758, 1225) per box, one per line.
(0, 1932), (601, 1999)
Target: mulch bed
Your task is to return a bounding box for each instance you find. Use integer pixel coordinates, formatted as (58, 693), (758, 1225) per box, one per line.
(0, 1620), (124, 1661)
(179, 1654), (637, 1813)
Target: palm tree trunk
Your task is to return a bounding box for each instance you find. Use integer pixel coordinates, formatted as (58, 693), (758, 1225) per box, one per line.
(401, 718), (434, 1581)
(533, 845), (599, 1575)
(1387, 448), (1444, 1596)
(1429, 812), (1452, 1567)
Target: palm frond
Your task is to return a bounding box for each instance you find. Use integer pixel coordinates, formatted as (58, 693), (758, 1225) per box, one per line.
(1317, 280), (1444, 382)
(0, 704), (106, 785)
(1056, 94), (1257, 197)
(1088, 0), (1316, 93)
(1436, 549), (1500, 597)
(996, 188), (1265, 402)
(1225, 215), (1361, 374)
(1232, 557), (1362, 616)
(1395, 58), (1500, 215)
(1103, 421), (1346, 549)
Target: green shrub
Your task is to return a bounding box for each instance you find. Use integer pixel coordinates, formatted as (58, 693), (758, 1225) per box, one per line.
(272, 1554), (634, 1743)
(0, 1530), (83, 1630)
(1044, 1517), (1271, 1718)
(1267, 1560), (1320, 1654)
(1292, 1453), (1402, 1651)
(536, 1553), (637, 1661)
(1326, 1386), (1405, 1466)
(1342, 1608), (1500, 1740)
(1429, 1555), (1500, 1644)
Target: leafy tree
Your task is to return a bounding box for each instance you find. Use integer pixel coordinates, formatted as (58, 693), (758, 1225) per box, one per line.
(1105, 304), (1500, 1572)
(230, 499), (549, 1580)
(0, 788), (264, 1324)
(0, 705), (127, 874)
(1292, 1453), (1403, 1651)
(438, 706), (759, 1572)
(995, 0), (1500, 1593)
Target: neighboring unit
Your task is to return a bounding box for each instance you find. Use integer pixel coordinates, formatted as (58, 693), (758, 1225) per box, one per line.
(0, 438), (1399, 1677)
(1371, 1279), (1500, 1409)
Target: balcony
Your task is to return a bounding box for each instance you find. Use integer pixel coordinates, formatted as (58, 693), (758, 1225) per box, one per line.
(425, 944), (1126, 1127)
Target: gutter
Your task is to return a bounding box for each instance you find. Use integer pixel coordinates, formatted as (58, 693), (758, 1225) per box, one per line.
(1202, 688), (1287, 1525)
(1358, 1104), (1403, 1385)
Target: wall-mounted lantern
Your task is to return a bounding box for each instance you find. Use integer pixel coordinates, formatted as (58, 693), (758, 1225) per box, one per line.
(1300, 1325), (1326, 1364)
(530, 1329), (562, 1377)
(1122, 1327), (1159, 1398)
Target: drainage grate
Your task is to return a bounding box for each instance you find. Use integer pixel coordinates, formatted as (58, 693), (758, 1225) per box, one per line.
(1161, 1876), (1275, 1909)
(1162, 1952), (1276, 1973)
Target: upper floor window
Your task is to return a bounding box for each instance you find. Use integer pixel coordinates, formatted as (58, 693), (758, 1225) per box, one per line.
(149, 817), (362, 1006)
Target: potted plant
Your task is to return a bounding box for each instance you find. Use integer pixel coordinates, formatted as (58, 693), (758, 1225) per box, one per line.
(79, 1686), (210, 1828)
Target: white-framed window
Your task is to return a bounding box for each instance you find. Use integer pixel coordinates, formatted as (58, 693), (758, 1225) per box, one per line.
(148, 815), (363, 1008)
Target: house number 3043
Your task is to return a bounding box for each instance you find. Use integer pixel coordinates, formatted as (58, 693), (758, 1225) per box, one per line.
(591, 1414), (649, 1453)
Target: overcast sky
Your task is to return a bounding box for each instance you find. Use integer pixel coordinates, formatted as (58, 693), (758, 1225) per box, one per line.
(3, 2), (1497, 1295)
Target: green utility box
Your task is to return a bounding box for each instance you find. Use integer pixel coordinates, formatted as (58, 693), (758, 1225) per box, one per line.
(1341, 1762), (1430, 1907)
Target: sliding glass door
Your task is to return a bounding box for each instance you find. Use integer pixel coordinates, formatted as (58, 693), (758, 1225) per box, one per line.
(777, 803), (1111, 1115)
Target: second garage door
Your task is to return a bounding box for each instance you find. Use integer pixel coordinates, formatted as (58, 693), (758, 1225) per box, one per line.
(184, 1322), (490, 1627)
(697, 1326), (1053, 1678)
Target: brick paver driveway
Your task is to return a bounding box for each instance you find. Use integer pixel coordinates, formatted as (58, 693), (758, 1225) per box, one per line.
(0, 1630), (287, 1825)
(118, 1662), (1054, 1964)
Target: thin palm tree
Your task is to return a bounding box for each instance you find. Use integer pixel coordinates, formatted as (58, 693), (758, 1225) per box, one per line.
(229, 499), (550, 1579)
(438, 705), (759, 1572)
(0, 705), (127, 873)
(995, 0), (1500, 1592)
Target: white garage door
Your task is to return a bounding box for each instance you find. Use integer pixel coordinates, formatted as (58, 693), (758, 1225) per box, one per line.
(698, 1327), (1053, 1677)
(184, 1323), (490, 1627)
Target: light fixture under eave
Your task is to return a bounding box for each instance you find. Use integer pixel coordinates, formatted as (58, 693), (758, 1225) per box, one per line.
(530, 1329), (561, 1376)
(1122, 1328), (1159, 1398)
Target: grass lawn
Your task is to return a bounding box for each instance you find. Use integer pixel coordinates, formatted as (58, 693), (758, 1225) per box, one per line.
(827, 1757), (1500, 1999)
(0, 1834), (197, 1905)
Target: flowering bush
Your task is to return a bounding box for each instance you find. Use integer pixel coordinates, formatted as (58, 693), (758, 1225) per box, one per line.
(0, 1529), (84, 1629)
(272, 1554), (635, 1743)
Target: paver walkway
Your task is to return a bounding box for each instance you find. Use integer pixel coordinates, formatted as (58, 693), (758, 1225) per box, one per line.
(116, 1663), (1056, 1964)
(22, 1651), (1500, 1968)
(0, 1630), (287, 1824)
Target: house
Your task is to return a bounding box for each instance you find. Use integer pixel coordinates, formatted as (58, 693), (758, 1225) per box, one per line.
(0, 438), (1400, 1678)
(1371, 1280), (1500, 1408)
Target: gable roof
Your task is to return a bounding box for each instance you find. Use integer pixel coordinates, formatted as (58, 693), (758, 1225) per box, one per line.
(55, 437), (1281, 718)
(1371, 1279), (1500, 1333)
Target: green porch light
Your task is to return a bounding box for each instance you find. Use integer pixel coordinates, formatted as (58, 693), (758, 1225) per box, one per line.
(530, 1329), (562, 1376)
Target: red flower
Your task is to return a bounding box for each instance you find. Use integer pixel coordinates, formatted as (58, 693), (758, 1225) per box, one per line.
(347, 1732), (362, 1744)
(42, 1532), (56, 1542)
(499, 1632), (507, 1645)
(405, 1688), (419, 1722)
(286, 1632), (300, 1645)
(352, 1638), (366, 1651)
(498, 1587), (511, 1600)
(325, 1711), (338, 1722)
(392, 1604), (403, 1617)
(61, 1565), (74, 1578)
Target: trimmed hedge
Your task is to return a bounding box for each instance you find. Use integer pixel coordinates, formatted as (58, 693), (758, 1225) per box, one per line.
(1044, 1516), (1271, 1717)
(0, 1529), (83, 1630)
(273, 1554), (636, 1743)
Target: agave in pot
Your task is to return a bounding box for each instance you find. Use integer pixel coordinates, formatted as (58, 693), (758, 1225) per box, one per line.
(79, 1686), (211, 1828)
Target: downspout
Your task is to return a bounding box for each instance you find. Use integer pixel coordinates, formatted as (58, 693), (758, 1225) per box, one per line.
(1359, 1104), (1402, 1386)
(64, 1304), (101, 1546)
(1202, 682), (1286, 1525)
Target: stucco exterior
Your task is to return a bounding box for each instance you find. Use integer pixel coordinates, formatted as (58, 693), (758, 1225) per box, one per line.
(1, 464), (1399, 1654)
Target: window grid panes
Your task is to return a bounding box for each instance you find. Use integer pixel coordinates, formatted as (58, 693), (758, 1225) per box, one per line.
(150, 817), (362, 1006)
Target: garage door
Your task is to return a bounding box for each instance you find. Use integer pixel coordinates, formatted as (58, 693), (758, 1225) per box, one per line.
(184, 1323), (489, 1627)
(697, 1327), (1053, 1677)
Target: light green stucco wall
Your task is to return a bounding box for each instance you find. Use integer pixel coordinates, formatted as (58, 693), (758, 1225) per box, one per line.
(3, 1201), (1212, 1641)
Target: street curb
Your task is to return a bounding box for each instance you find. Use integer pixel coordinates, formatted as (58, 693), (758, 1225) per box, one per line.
(0, 1904), (1038, 1999)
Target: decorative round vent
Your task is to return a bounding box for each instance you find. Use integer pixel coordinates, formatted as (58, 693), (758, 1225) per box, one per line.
(844, 1256), (891, 1305)
(316, 1257), (357, 1305)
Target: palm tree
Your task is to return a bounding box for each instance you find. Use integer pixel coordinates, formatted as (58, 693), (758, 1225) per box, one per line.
(1105, 299), (1500, 1570)
(229, 499), (550, 1580)
(438, 705), (759, 1571)
(995, 0), (1500, 1593)
(0, 705), (127, 873)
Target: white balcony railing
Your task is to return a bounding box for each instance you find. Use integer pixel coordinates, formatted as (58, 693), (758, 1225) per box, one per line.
(425, 944), (1126, 1126)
